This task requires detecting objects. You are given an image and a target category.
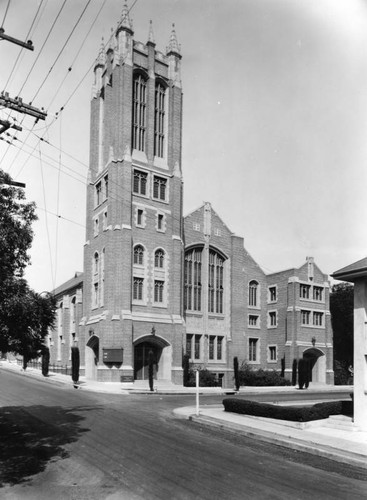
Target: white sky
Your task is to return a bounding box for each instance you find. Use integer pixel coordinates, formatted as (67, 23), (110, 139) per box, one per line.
(1, 0), (367, 292)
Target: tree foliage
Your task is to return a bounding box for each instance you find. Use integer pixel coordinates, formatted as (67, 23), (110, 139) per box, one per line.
(0, 169), (56, 359)
(330, 282), (354, 366)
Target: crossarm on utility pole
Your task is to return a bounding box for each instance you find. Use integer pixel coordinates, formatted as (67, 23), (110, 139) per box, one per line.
(0, 28), (34, 51)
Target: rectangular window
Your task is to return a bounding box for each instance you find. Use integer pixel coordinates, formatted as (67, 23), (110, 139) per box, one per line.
(313, 311), (323, 326)
(153, 176), (167, 201)
(209, 336), (215, 360)
(154, 280), (164, 303)
(313, 286), (323, 301)
(268, 311), (277, 327)
(137, 209), (143, 226)
(157, 213), (164, 231)
(249, 338), (258, 362)
(133, 170), (147, 196)
(104, 175), (108, 199)
(194, 334), (201, 360)
(186, 334), (193, 359)
(217, 336), (223, 360)
(96, 182), (102, 206)
(268, 286), (277, 302)
(300, 284), (311, 299)
(133, 277), (144, 301)
(268, 345), (277, 362)
(248, 315), (259, 327)
(301, 310), (310, 325)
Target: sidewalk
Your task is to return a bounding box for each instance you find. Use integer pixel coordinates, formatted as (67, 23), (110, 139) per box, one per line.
(2, 359), (365, 470)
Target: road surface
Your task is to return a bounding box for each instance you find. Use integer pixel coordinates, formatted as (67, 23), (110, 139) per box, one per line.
(0, 369), (365, 499)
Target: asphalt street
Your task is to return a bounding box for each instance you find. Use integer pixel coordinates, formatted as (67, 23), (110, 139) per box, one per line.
(0, 369), (366, 500)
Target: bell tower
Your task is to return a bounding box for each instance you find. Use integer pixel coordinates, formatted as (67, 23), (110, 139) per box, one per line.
(82, 4), (185, 384)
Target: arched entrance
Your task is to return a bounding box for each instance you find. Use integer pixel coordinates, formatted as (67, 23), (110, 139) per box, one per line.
(85, 334), (99, 380)
(303, 348), (326, 384)
(134, 335), (171, 381)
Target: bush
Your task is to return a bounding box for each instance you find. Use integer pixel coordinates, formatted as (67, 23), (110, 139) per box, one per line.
(239, 362), (291, 387)
(223, 398), (353, 422)
(186, 368), (218, 387)
(334, 360), (351, 385)
(183, 354), (190, 387)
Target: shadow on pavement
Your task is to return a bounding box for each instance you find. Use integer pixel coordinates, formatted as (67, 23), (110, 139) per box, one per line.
(0, 405), (98, 487)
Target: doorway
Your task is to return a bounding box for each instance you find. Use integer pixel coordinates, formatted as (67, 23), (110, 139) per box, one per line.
(134, 342), (160, 380)
(303, 348), (326, 383)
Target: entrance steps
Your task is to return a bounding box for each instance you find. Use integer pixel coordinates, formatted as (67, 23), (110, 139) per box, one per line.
(132, 379), (180, 390)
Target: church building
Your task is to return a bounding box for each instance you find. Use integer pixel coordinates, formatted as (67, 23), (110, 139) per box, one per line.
(48, 6), (334, 387)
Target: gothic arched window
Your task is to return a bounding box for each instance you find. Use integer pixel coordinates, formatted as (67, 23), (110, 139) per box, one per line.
(154, 249), (165, 268)
(249, 280), (259, 307)
(133, 245), (144, 266)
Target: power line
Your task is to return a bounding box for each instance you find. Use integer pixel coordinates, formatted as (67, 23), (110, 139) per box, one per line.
(1, 0), (11, 29)
(31, 0), (92, 104)
(46, 0), (108, 111)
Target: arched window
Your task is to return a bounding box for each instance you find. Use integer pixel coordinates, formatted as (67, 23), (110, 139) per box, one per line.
(208, 250), (224, 314)
(133, 245), (144, 265)
(249, 280), (259, 307)
(154, 249), (165, 268)
(132, 74), (147, 152)
(70, 296), (76, 325)
(154, 82), (166, 158)
(94, 252), (99, 274)
(184, 248), (202, 311)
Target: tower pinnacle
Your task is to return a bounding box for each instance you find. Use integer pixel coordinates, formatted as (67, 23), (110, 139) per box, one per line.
(117, 2), (133, 35)
(147, 20), (155, 45)
(166, 23), (181, 56)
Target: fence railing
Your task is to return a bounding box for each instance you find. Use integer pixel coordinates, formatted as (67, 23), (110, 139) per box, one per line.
(16, 358), (71, 375)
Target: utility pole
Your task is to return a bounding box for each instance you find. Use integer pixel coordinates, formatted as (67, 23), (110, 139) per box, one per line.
(0, 93), (47, 122)
(0, 27), (34, 50)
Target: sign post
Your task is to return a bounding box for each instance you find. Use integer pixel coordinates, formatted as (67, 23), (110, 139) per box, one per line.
(196, 369), (200, 416)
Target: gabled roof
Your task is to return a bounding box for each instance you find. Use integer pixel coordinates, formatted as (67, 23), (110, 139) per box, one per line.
(331, 257), (367, 282)
(51, 272), (84, 297)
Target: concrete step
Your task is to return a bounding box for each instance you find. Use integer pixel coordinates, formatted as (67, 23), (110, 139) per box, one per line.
(323, 415), (355, 431)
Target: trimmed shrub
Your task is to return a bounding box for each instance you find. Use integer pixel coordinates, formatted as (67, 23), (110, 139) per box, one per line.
(186, 368), (218, 387)
(234, 357), (240, 391)
(223, 398), (353, 422)
(183, 354), (190, 387)
(71, 346), (80, 384)
(238, 362), (291, 387)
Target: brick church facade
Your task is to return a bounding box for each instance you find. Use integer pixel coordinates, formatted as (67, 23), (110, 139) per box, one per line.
(48, 7), (334, 386)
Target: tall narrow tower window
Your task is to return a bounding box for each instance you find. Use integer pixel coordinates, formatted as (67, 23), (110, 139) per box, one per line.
(133, 170), (147, 195)
(132, 75), (147, 152)
(208, 250), (224, 314)
(154, 83), (165, 158)
(184, 248), (202, 311)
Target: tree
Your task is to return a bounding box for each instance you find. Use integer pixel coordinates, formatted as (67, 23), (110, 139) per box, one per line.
(0, 169), (56, 359)
(71, 346), (80, 386)
(330, 283), (354, 366)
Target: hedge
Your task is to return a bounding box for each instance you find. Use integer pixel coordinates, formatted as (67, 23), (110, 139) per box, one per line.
(223, 398), (353, 422)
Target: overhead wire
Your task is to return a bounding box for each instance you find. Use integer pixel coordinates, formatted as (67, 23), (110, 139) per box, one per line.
(31, 0), (92, 104)
(1, 0), (10, 28)
(46, 0), (108, 111)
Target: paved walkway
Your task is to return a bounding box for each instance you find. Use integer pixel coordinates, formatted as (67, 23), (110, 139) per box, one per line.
(1, 359), (366, 470)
